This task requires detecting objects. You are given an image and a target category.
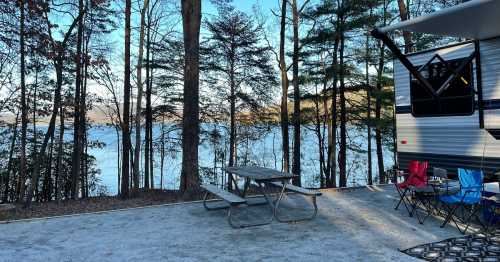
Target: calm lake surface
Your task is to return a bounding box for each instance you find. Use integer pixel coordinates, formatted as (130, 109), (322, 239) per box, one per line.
(87, 124), (394, 195)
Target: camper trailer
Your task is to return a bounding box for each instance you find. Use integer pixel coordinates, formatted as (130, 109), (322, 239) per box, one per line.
(372, 0), (500, 179)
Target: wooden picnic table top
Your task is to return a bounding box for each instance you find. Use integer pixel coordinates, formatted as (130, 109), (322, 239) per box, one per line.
(226, 166), (296, 181)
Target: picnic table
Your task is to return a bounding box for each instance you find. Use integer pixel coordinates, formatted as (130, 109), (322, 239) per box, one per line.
(201, 166), (321, 228)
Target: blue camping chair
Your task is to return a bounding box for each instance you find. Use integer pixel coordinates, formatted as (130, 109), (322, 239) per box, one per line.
(439, 168), (484, 234)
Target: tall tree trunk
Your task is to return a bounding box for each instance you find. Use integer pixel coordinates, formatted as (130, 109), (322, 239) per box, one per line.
(144, 34), (150, 189)
(43, 136), (54, 201)
(3, 113), (19, 203)
(55, 104), (65, 201)
(319, 54), (330, 188)
(121, 0), (132, 198)
(376, 1), (387, 184)
(279, 0), (289, 173)
(365, 16), (373, 186)
(116, 127), (121, 196)
(81, 21), (90, 198)
(18, 0), (28, 204)
(33, 66), (38, 168)
(397, 0), (412, 53)
(291, 0), (301, 186)
(180, 0), (202, 193)
(375, 67), (385, 183)
(313, 82), (325, 188)
(328, 32), (340, 188)
(134, 0), (150, 191)
(71, 0), (85, 199)
(228, 62), (236, 190)
(146, 14), (154, 189)
(338, 17), (347, 188)
(160, 116), (165, 189)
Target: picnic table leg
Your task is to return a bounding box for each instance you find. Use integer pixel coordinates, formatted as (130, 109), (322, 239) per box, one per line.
(272, 182), (319, 223)
(241, 177), (250, 198)
(225, 181), (275, 228)
(255, 181), (278, 213)
(229, 173), (243, 196)
(227, 204), (275, 229)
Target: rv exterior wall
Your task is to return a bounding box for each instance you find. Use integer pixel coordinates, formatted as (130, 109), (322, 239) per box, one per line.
(394, 38), (500, 175)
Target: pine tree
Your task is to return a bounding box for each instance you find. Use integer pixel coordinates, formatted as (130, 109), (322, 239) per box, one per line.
(204, 3), (277, 189)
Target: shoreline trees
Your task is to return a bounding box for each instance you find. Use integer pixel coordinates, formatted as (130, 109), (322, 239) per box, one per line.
(0, 0), (461, 205)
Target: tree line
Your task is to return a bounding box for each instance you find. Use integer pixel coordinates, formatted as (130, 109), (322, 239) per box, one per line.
(0, 0), (462, 205)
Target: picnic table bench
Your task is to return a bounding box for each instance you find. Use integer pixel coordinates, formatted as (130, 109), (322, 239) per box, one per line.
(201, 166), (321, 228)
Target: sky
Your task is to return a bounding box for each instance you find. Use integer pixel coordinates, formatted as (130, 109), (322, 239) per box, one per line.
(0, 0), (306, 104)
(93, 0), (285, 99)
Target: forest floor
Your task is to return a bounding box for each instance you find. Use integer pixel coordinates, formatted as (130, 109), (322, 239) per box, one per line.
(0, 187), (277, 222)
(0, 185), (463, 261)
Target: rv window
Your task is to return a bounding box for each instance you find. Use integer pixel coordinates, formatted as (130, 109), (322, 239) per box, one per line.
(410, 57), (474, 117)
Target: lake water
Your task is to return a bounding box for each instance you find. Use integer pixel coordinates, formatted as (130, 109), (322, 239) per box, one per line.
(87, 124), (395, 195)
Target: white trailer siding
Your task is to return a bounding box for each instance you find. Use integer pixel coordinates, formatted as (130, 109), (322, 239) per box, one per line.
(394, 38), (500, 175)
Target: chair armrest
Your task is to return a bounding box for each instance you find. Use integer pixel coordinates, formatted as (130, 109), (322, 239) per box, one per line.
(459, 187), (483, 202)
(461, 185), (482, 191)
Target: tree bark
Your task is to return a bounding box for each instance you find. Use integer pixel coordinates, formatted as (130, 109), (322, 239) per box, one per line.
(134, 0), (150, 191)
(121, 0), (132, 198)
(365, 14), (373, 186)
(291, 0), (301, 186)
(116, 127), (121, 196)
(71, 0), (85, 199)
(180, 0), (202, 193)
(55, 103), (65, 201)
(397, 0), (412, 53)
(18, 0), (28, 204)
(160, 116), (165, 189)
(313, 81), (325, 188)
(144, 16), (155, 188)
(228, 59), (236, 190)
(279, 0), (289, 173)
(81, 20), (90, 198)
(375, 1), (388, 184)
(327, 30), (340, 188)
(3, 113), (19, 203)
(338, 27), (347, 188)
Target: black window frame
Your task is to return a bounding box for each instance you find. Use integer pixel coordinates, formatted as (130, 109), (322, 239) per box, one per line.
(409, 57), (475, 118)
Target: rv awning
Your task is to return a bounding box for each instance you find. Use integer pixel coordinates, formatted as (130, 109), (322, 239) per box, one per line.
(378, 0), (500, 40)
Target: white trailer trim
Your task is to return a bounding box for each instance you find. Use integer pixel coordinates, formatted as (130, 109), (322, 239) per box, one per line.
(379, 0), (500, 40)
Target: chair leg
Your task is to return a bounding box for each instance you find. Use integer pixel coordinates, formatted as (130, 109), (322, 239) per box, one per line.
(412, 194), (433, 224)
(395, 186), (404, 210)
(460, 204), (483, 235)
(395, 187), (412, 216)
(409, 192), (420, 221)
(440, 204), (458, 229)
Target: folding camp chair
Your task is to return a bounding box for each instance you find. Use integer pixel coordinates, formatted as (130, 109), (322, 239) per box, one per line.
(439, 168), (484, 234)
(395, 160), (421, 215)
(407, 162), (433, 224)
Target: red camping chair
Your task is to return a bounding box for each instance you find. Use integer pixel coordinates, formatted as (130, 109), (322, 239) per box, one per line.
(413, 161), (429, 187)
(407, 162), (433, 223)
(395, 160), (423, 214)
